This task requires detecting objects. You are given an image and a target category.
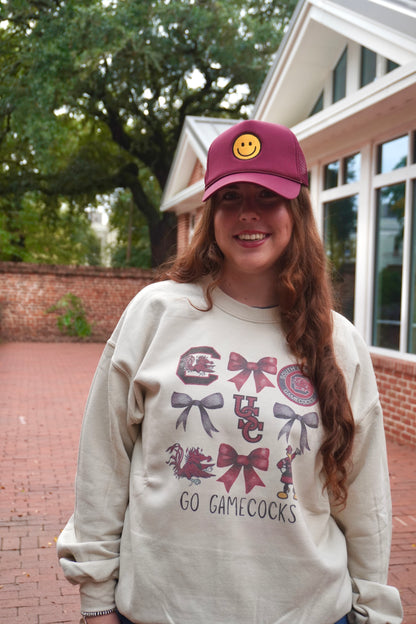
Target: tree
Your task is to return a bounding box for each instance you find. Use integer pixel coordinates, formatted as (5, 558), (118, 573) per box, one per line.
(0, 192), (102, 264)
(0, 0), (297, 266)
(107, 189), (152, 268)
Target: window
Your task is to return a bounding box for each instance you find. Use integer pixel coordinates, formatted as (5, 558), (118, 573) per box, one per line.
(324, 195), (358, 322)
(372, 132), (416, 354)
(377, 135), (408, 173)
(324, 161), (339, 189)
(344, 153), (361, 183)
(413, 132), (416, 165)
(333, 47), (347, 103)
(324, 154), (361, 189)
(409, 181), (416, 353)
(322, 153), (361, 321)
(310, 91), (324, 116)
(360, 47), (377, 87)
(308, 49), (400, 117)
(386, 59), (399, 73)
(320, 133), (416, 356)
(189, 213), (197, 240)
(373, 183), (405, 350)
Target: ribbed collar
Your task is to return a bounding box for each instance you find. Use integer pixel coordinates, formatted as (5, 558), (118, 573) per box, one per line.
(211, 287), (279, 324)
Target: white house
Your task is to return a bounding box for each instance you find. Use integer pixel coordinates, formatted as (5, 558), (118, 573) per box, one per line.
(160, 0), (416, 445)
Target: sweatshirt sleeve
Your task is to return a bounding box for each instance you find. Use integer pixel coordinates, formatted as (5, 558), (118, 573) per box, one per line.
(331, 316), (403, 624)
(57, 334), (143, 613)
(56, 281), (203, 613)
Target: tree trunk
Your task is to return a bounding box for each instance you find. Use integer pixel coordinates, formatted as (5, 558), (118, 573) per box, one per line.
(148, 211), (178, 267)
(123, 168), (177, 268)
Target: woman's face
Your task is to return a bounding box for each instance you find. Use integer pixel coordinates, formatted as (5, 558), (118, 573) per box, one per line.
(213, 182), (293, 284)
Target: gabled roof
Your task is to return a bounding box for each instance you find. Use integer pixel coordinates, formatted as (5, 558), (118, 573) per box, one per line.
(254, 0), (416, 159)
(255, 0), (416, 126)
(160, 117), (239, 214)
(161, 0), (416, 213)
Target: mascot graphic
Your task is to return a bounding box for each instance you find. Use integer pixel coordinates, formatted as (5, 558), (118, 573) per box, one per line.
(276, 445), (300, 499)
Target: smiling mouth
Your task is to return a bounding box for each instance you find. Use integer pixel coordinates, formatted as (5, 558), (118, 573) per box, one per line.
(237, 148), (257, 158)
(236, 233), (269, 241)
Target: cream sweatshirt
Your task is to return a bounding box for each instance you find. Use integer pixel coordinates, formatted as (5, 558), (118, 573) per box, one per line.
(57, 280), (402, 624)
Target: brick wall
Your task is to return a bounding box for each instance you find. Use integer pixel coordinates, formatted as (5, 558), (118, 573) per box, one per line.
(174, 159), (205, 254)
(188, 160), (204, 186)
(177, 213), (190, 255)
(372, 353), (416, 447)
(1, 262), (415, 447)
(0, 262), (154, 342)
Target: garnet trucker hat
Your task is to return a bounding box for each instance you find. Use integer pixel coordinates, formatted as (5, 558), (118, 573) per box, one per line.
(202, 119), (308, 202)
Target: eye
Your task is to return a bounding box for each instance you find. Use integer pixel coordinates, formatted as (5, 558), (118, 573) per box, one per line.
(218, 188), (241, 202)
(259, 188), (279, 199)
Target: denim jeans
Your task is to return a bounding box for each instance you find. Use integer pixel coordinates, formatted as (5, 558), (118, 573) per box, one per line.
(117, 611), (349, 624)
(116, 612), (134, 624)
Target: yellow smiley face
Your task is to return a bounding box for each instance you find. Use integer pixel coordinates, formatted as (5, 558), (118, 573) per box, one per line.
(232, 133), (261, 160)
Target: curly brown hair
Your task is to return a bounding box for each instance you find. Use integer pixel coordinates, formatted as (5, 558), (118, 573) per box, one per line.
(159, 186), (355, 506)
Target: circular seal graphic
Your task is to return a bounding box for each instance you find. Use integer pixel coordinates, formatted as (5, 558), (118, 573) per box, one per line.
(232, 133), (261, 160)
(278, 365), (318, 406)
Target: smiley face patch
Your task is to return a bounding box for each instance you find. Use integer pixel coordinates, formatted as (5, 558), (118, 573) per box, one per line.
(232, 133), (261, 160)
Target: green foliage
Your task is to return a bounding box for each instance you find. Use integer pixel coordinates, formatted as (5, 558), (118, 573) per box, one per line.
(47, 293), (92, 338)
(107, 189), (151, 268)
(325, 197), (357, 272)
(0, 193), (101, 264)
(111, 240), (151, 269)
(0, 0), (296, 265)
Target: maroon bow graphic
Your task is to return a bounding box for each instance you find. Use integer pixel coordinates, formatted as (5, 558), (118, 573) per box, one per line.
(216, 443), (269, 493)
(227, 352), (277, 392)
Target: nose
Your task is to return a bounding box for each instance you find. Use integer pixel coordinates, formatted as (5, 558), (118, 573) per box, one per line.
(239, 196), (260, 221)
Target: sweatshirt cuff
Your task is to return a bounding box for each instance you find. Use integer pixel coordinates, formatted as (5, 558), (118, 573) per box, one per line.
(79, 579), (117, 613)
(351, 578), (403, 624)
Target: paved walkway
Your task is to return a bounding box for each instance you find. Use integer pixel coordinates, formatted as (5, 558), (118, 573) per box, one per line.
(0, 342), (415, 624)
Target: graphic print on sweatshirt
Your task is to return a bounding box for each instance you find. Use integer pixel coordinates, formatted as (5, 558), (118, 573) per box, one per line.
(227, 352), (277, 392)
(276, 445), (301, 500)
(166, 443), (216, 485)
(274, 365), (319, 454)
(171, 391), (223, 437)
(278, 364), (318, 406)
(233, 394), (264, 443)
(216, 443), (269, 493)
(166, 346), (320, 524)
(176, 346), (220, 385)
(273, 403), (319, 454)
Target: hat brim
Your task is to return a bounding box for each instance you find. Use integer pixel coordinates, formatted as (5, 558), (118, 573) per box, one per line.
(202, 172), (302, 202)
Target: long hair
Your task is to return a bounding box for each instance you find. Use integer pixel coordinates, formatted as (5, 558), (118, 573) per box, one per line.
(160, 187), (355, 506)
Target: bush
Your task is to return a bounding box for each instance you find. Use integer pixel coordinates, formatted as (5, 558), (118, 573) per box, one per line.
(47, 293), (92, 338)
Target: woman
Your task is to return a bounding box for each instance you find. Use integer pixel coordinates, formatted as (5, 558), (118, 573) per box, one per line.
(58, 120), (402, 624)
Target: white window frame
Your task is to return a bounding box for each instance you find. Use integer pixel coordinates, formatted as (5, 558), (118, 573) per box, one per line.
(320, 155), (360, 322)
(317, 41), (402, 115)
(371, 131), (416, 356)
(316, 128), (416, 362)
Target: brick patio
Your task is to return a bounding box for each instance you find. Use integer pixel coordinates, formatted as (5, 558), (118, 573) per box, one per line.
(0, 342), (415, 623)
